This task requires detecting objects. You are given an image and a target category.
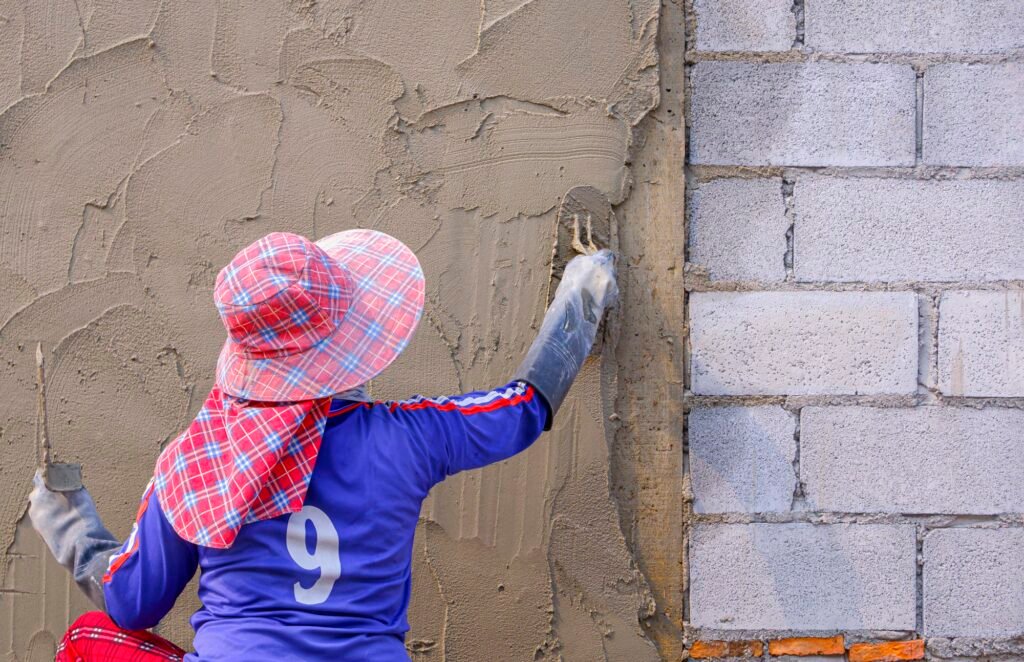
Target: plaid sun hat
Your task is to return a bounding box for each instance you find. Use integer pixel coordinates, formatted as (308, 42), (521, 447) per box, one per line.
(216, 229), (425, 402)
(153, 230), (424, 547)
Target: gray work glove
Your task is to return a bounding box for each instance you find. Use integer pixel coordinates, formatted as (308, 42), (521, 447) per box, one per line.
(28, 471), (122, 610)
(514, 249), (618, 429)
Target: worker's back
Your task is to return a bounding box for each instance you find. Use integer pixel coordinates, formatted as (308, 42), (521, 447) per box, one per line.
(184, 384), (546, 660)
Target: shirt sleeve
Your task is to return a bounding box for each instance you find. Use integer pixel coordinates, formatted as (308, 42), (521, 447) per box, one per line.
(390, 380), (549, 487)
(102, 480), (200, 631)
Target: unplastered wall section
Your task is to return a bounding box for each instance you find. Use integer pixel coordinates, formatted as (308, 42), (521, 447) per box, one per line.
(0, 1), (686, 659)
(684, 0), (1024, 660)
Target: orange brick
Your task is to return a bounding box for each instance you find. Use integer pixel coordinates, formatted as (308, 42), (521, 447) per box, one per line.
(690, 640), (765, 659)
(848, 640), (925, 662)
(768, 635), (845, 656)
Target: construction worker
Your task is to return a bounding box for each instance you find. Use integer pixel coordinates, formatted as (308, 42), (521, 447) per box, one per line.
(28, 229), (617, 661)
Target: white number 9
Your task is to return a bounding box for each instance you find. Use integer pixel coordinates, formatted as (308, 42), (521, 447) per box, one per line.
(286, 505), (340, 605)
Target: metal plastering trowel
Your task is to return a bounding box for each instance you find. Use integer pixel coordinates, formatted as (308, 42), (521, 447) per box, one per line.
(549, 186), (619, 355)
(36, 343), (83, 492)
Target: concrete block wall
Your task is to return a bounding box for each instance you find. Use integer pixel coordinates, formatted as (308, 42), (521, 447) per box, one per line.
(684, 0), (1024, 659)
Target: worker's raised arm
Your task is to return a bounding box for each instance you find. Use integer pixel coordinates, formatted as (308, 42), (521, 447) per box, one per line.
(394, 250), (617, 486)
(513, 249), (618, 429)
(392, 380), (548, 484)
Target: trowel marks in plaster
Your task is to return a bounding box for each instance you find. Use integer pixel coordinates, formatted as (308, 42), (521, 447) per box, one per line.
(0, 0), (665, 658)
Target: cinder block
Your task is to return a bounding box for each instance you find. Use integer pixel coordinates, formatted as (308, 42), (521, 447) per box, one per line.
(925, 528), (1024, 636)
(924, 64), (1024, 166)
(689, 63), (916, 166)
(794, 177), (1024, 282)
(691, 523), (917, 630)
(806, 0), (1024, 54)
(938, 291), (1024, 397)
(689, 178), (788, 282)
(801, 406), (1024, 514)
(694, 0), (795, 52)
(689, 407), (796, 513)
(689, 292), (918, 395)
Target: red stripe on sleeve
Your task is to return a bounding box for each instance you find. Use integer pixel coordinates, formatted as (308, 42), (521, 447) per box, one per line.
(389, 385), (535, 415)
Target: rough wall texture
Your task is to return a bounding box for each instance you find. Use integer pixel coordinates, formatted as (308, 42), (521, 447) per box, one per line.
(0, 2), (688, 660)
(685, 0), (1024, 660)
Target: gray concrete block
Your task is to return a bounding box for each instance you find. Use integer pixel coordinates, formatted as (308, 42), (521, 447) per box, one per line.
(925, 64), (1024, 166)
(689, 63), (916, 166)
(938, 291), (1024, 397)
(802, 406), (1024, 514)
(690, 407), (797, 513)
(806, 0), (1024, 54)
(689, 292), (918, 396)
(694, 0), (795, 52)
(794, 177), (1024, 282)
(925, 528), (1024, 636)
(689, 178), (788, 282)
(691, 523), (917, 630)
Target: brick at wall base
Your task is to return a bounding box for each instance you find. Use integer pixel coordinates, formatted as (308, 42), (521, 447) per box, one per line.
(690, 640), (764, 658)
(768, 635), (845, 656)
(848, 640), (924, 662)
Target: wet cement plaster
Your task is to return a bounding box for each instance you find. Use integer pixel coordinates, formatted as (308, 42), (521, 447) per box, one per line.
(0, 1), (675, 658)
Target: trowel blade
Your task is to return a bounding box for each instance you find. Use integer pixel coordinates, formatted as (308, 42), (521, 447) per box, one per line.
(548, 186), (616, 306)
(44, 463), (83, 492)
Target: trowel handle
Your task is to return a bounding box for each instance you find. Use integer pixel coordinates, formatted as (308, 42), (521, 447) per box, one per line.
(36, 342), (51, 468)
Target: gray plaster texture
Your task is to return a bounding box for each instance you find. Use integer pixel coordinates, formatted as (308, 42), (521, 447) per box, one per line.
(688, 178), (788, 282)
(802, 406), (1024, 514)
(689, 292), (919, 396)
(688, 63), (916, 166)
(805, 0), (1024, 54)
(692, 0), (796, 52)
(0, 0), (672, 659)
(689, 407), (797, 513)
(924, 63), (1024, 166)
(938, 291), (1024, 397)
(925, 528), (1024, 637)
(690, 523), (917, 631)
(794, 176), (1024, 282)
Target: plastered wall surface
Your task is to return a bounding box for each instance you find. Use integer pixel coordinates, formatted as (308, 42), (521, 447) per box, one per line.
(0, 1), (689, 660)
(685, 0), (1024, 660)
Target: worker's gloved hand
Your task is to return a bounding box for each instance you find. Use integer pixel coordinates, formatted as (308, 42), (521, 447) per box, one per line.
(513, 250), (619, 429)
(28, 470), (121, 610)
(561, 248), (619, 312)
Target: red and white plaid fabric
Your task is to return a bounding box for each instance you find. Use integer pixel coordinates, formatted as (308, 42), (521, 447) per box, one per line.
(153, 230), (423, 547)
(216, 230), (425, 402)
(153, 387), (330, 548)
(57, 611), (186, 661)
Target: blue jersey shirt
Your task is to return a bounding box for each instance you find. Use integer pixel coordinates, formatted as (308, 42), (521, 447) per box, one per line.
(102, 381), (547, 660)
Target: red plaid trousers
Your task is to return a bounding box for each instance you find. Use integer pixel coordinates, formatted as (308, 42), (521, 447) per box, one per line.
(56, 612), (186, 662)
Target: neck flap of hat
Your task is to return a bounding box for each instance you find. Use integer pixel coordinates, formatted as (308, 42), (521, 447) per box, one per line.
(154, 387), (331, 548)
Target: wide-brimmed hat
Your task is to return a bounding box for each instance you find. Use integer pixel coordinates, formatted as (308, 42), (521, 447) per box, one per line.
(214, 230), (424, 402)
